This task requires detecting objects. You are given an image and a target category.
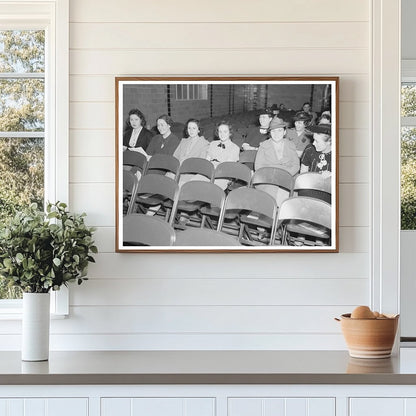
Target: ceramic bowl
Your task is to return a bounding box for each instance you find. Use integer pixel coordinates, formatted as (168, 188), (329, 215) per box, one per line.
(337, 313), (399, 359)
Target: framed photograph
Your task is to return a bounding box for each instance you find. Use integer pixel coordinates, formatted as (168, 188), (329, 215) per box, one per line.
(116, 77), (338, 253)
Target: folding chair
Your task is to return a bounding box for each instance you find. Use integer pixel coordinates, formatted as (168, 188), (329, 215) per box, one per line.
(250, 166), (295, 208)
(176, 157), (215, 183)
(293, 172), (332, 204)
(132, 174), (179, 222)
(275, 196), (332, 246)
(123, 150), (147, 175)
(170, 181), (225, 230)
(123, 214), (175, 246)
(238, 150), (257, 171)
(213, 161), (252, 193)
(174, 228), (241, 246)
(218, 187), (278, 246)
(123, 170), (139, 215)
(144, 153), (180, 177)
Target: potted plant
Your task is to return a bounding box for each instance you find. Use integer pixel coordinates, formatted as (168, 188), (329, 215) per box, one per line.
(0, 202), (97, 361)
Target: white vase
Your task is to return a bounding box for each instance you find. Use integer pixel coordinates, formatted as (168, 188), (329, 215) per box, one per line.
(22, 292), (50, 361)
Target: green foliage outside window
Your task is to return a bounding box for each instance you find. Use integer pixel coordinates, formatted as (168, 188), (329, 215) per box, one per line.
(401, 83), (416, 230)
(0, 30), (45, 298)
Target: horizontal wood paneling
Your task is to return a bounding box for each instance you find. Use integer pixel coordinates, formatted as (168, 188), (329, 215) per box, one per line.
(91, 225), (369, 254)
(0, 332), (347, 350)
(50, 0), (375, 352)
(70, 22), (368, 50)
(71, 278), (368, 306)
(339, 157), (369, 183)
(69, 74), (369, 103)
(69, 49), (368, 76)
(50, 305), (353, 334)
(86, 253), (369, 279)
(69, 0), (369, 23)
(339, 183), (369, 227)
(69, 130), (115, 157)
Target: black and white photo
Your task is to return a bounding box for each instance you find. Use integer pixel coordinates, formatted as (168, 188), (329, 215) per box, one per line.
(116, 77), (339, 252)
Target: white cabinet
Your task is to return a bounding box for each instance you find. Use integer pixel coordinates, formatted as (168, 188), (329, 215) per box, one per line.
(228, 398), (335, 416)
(101, 397), (215, 416)
(350, 398), (416, 416)
(0, 398), (88, 416)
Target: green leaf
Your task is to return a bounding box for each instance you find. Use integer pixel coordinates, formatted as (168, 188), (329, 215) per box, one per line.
(52, 258), (61, 266)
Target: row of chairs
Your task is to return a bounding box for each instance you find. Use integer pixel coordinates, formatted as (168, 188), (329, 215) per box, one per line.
(124, 150), (258, 175)
(123, 177), (332, 247)
(124, 153), (331, 203)
(123, 163), (331, 218)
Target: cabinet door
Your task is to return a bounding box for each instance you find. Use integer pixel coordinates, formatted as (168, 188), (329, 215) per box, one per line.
(0, 398), (88, 416)
(101, 397), (215, 416)
(228, 398), (335, 416)
(350, 398), (416, 416)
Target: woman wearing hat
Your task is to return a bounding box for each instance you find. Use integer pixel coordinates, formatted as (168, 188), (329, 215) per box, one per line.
(286, 111), (312, 157)
(255, 117), (300, 176)
(254, 117), (300, 206)
(300, 122), (332, 177)
(241, 108), (273, 151)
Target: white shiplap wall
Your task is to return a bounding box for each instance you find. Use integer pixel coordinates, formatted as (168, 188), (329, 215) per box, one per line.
(59, 0), (371, 350)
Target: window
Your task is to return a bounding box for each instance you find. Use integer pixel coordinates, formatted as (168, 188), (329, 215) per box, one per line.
(401, 80), (416, 230)
(176, 84), (208, 101)
(0, 0), (69, 314)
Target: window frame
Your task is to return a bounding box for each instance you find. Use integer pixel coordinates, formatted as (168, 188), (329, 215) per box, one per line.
(0, 0), (69, 316)
(175, 84), (208, 101)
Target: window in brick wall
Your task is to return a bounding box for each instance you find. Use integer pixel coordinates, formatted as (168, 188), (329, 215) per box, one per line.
(176, 84), (208, 101)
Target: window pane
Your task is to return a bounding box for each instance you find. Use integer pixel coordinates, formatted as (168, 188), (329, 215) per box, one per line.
(401, 126), (416, 230)
(176, 85), (182, 100)
(189, 84), (194, 99)
(402, 83), (416, 117)
(0, 78), (44, 131)
(0, 30), (45, 73)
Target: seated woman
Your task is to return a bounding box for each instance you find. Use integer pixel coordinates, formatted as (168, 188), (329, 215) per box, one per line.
(241, 108), (273, 151)
(207, 121), (240, 166)
(255, 117), (300, 176)
(173, 119), (209, 163)
(174, 119), (210, 186)
(255, 117), (300, 206)
(286, 111), (312, 157)
(207, 121), (240, 189)
(300, 121), (332, 177)
(146, 114), (180, 157)
(122, 109), (154, 152)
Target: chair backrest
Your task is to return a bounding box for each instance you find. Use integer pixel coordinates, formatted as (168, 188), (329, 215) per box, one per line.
(238, 150), (257, 170)
(123, 214), (176, 246)
(176, 157), (215, 181)
(145, 154), (180, 176)
(251, 167), (294, 194)
(137, 174), (179, 202)
(169, 181), (225, 225)
(214, 162), (252, 186)
(174, 228), (241, 246)
(123, 150), (147, 173)
(293, 172), (331, 203)
(218, 187), (277, 230)
(277, 196), (332, 230)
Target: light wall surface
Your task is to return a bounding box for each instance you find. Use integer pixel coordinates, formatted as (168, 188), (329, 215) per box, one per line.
(57, 0), (371, 350)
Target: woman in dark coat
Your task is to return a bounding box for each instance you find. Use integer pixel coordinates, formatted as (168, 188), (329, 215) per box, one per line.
(123, 109), (154, 152)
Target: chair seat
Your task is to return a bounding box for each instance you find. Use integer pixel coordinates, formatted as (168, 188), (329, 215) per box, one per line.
(199, 205), (221, 217)
(286, 220), (330, 239)
(240, 213), (273, 229)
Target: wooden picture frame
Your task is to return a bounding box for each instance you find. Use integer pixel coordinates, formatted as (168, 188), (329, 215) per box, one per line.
(115, 77), (339, 252)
